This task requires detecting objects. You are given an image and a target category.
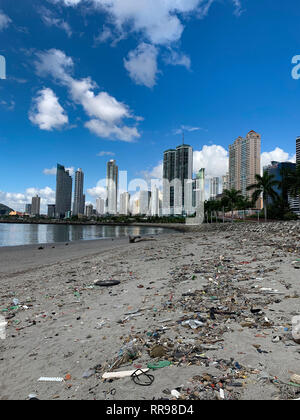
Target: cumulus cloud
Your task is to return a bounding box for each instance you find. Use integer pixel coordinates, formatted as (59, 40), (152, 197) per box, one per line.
(0, 10), (11, 31)
(86, 181), (107, 198)
(141, 161), (163, 189)
(34, 49), (141, 141)
(124, 43), (159, 88)
(193, 145), (229, 178)
(29, 88), (69, 131)
(0, 187), (56, 213)
(52, 0), (244, 86)
(261, 147), (296, 172)
(35, 49), (74, 82)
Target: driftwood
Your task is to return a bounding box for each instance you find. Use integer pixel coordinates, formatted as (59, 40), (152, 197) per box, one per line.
(129, 235), (141, 243)
(129, 235), (157, 243)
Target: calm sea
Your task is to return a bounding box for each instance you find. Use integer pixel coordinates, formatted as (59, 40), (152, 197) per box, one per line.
(0, 223), (173, 247)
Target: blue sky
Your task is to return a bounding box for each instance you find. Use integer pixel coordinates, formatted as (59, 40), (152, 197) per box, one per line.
(0, 0), (299, 211)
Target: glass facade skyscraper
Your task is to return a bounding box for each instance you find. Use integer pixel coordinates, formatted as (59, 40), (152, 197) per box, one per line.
(55, 164), (72, 219)
(162, 143), (193, 215)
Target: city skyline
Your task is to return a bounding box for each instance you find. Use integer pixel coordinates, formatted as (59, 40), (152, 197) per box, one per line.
(7, 130), (300, 216)
(0, 1), (299, 212)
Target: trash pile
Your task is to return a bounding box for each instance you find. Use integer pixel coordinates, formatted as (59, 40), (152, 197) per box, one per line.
(1, 220), (300, 400)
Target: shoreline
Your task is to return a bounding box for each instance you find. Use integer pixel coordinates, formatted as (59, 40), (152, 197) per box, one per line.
(0, 230), (179, 279)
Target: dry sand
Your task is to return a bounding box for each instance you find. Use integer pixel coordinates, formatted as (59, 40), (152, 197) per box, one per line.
(0, 224), (299, 400)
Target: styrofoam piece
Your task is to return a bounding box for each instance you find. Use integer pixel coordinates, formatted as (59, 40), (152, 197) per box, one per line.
(102, 368), (149, 379)
(0, 316), (7, 340)
(38, 377), (64, 382)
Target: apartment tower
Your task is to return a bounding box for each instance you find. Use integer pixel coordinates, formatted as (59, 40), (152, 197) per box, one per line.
(106, 160), (118, 215)
(73, 168), (85, 216)
(229, 130), (261, 203)
(162, 143), (193, 215)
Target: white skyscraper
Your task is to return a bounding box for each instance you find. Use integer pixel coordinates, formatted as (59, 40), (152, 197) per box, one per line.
(73, 168), (85, 216)
(119, 192), (130, 215)
(31, 195), (40, 216)
(96, 197), (105, 215)
(139, 191), (151, 215)
(106, 160), (118, 215)
(210, 177), (220, 199)
(150, 186), (159, 216)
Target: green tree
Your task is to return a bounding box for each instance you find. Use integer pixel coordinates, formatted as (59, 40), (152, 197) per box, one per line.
(222, 188), (244, 221)
(246, 173), (280, 222)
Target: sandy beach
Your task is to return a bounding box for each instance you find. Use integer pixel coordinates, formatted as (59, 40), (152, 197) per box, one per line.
(0, 222), (300, 401)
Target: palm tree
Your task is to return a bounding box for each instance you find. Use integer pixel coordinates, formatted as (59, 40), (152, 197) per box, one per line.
(222, 188), (244, 221)
(246, 173), (280, 222)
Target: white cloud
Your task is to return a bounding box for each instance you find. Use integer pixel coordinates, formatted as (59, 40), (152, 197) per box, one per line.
(52, 0), (243, 86)
(34, 49), (141, 141)
(124, 43), (159, 88)
(85, 119), (140, 142)
(174, 125), (204, 135)
(39, 7), (72, 37)
(0, 187), (56, 213)
(232, 0), (244, 17)
(43, 166), (75, 176)
(193, 145), (229, 178)
(35, 49), (74, 82)
(87, 181), (107, 198)
(29, 88), (69, 131)
(163, 49), (191, 69)
(142, 161), (163, 180)
(43, 167), (57, 175)
(50, 0), (82, 5)
(90, 0), (205, 46)
(70, 78), (131, 122)
(0, 10), (11, 31)
(261, 147), (296, 171)
(97, 151), (115, 156)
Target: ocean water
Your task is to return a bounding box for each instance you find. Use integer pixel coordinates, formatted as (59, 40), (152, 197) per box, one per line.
(0, 223), (173, 247)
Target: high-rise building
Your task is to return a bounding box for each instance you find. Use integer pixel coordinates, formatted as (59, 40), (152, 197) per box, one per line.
(25, 204), (32, 214)
(96, 197), (105, 215)
(106, 160), (118, 215)
(132, 198), (140, 215)
(31, 195), (40, 216)
(55, 164), (72, 219)
(85, 204), (93, 218)
(222, 173), (229, 192)
(150, 186), (159, 216)
(73, 168), (85, 216)
(119, 192), (130, 215)
(139, 190), (151, 215)
(162, 149), (176, 215)
(209, 177), (220, 199)
(162, 143), (193, 215)
(47, 204), (56, 218)
(263, 160), (294, 200)
(296, 136), (300, 163)
(192, 168), (205, 208)
(229, 130), (261, 204)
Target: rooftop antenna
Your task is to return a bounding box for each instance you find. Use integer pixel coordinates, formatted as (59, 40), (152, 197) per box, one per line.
(182, 130), (184, 145)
